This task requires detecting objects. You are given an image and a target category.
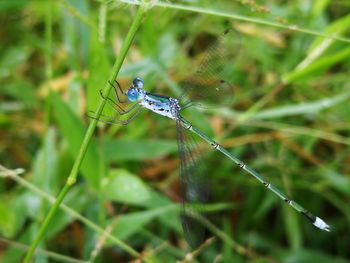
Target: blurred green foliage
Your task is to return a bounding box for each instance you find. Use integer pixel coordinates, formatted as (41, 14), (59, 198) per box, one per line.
(0, 0), (349, 262)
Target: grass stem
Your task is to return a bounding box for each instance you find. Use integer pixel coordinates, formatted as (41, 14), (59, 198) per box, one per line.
(23, 5), (147, 262)
(120, 0), (350, 44)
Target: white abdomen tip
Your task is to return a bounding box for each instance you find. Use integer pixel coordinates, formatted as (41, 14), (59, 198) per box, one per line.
(314, 217), (331, 232)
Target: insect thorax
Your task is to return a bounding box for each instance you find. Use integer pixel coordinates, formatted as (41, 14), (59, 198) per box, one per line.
(140, 95), (180, 119)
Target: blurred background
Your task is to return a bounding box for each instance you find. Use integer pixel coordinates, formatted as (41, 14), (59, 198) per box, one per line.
(0, 0), (349, 262)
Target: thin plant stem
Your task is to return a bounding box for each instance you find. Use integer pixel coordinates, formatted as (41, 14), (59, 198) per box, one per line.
(119, 0), (350, 44)
(23, 5), (147, 262)
(191, 213), (277, 262)
(44, 0), (53, 128)
(0, 238), (87, 263)
(0, 165), (139, 258)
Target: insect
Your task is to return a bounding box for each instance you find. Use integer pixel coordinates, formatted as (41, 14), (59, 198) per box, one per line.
(90, 29), (330, 247)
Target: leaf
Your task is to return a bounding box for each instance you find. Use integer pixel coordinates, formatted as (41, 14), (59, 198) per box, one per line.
(311, 0), (331, 17)
(87, 30), (110, 114)
(2, 81), (38, 108)
(320, 169), (350, 195)
(1, 226), (34, 262)
(0, 200), (16, 237)
(0, 192), (33, 239)
(283, 204), (301, 250)
(308, 14), (350, 54)
(103, 139), (178, 162)
(102, 171), (181, 238)
(111, 205), (178, 240)
(32, 128), (58, 193)
(45, 187), (90, 239)
(52, 91), (101, 188)
(283, 47), (350, 83)
(283, 14), (350, 83)
(102, 169), (151, 205)
(251, 90), (350, 120)
(277, 248), (348, 263)
(0, 45), (31, 79)
(0, 0), (28, 11)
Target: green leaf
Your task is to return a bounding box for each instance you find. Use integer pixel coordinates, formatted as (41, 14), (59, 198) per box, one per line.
(320, 169), (350, 195)
(283, 14), (350, 83)
(32, 128), (58, 193)
(102, 169), (151, 205)
(2, 81), (38, 108)
(87, 30), (110, 114)
(0, 45), (31, 79)
(308, 14), (350, 54)
(111, 205), (177, 240)
(283, 204), (301, 250)
(0, 200), (16, 237)
(311, 0), (331, 17)
(251, 90), (350, 120)
(1, 226), (34, 263)
(52, 91), (101, 188)
(283, 47), (350, 83)
(0, 0), (28, 12)
(45, 187), (90, 239)
(277, 248), (348, 263)
(2, 192), (32, 238)
(103, 139), (178, 162)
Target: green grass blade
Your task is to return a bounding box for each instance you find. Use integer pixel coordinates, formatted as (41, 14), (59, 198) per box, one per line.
(23, 5), (147, 262)
(119, 0), (350, 43)
(52, 92), (101, 188)
(283, 47), (350, 83)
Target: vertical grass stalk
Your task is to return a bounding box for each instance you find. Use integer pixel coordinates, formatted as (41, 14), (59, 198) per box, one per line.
(23, 5), (147, 262)
(44, 0), (53, 128)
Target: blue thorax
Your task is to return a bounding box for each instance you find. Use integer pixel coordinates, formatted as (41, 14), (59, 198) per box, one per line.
(126, 77), (180, 119)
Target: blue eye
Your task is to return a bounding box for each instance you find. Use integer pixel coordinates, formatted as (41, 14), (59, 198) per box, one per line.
(126, 88), (140, 102)
(133, 77), (144, 88)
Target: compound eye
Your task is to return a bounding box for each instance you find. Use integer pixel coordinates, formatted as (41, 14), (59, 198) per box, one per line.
(126, 88), (140, 102)
(133, 77), (144, 89)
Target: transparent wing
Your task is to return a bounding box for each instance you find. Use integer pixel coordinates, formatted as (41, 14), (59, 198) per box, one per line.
(180, 28), (240, 108)
(176, 117), (209, 248)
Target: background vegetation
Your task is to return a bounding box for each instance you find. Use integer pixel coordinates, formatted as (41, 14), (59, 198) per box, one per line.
(0, 0), (349, 262)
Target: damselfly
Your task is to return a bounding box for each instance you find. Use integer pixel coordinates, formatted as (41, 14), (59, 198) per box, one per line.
(90, 29), (330, 247)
